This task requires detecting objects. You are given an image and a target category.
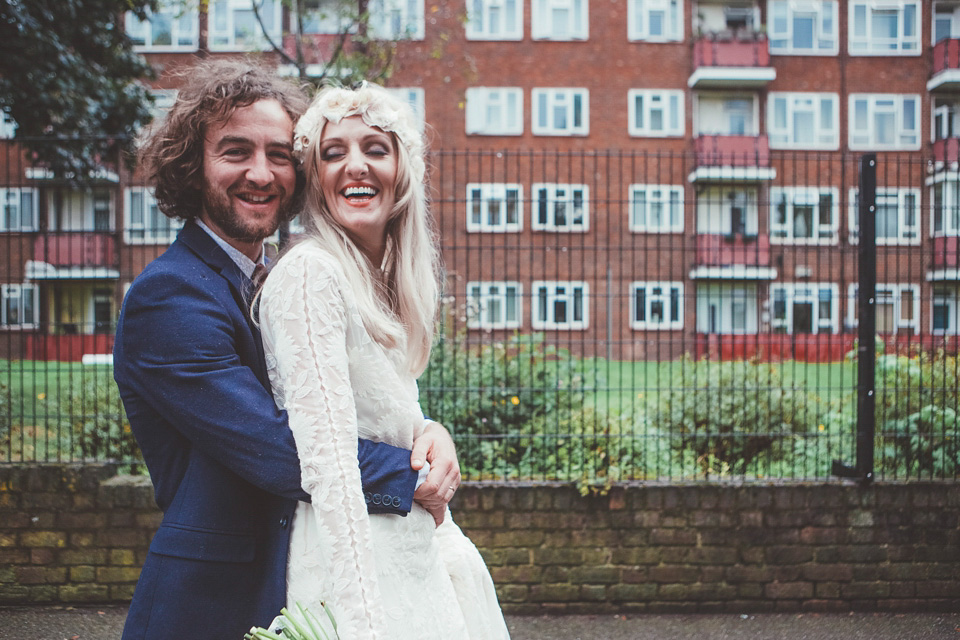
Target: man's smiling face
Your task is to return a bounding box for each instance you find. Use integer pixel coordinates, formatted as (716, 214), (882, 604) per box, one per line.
(199, 99), (296, 257)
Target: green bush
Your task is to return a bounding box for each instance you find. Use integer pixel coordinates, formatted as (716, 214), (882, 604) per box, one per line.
(652, 355), (823, 474)
(58, 378), (143, 469)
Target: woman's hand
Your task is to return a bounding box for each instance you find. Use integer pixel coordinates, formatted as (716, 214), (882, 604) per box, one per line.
(411, 420), (461, 526)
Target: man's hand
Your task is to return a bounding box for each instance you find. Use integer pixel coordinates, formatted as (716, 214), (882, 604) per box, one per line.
(411, 420), (461, 526)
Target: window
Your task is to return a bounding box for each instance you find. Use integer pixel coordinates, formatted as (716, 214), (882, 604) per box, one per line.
(386, 87), (425, 132)
(532, 0), (588, 40)
(847, 283), (919, 334)
(935, 3), (960, 43)
(932, 178), (960, 235)
(467, 0), (523, 39)
(697, 284), (758, 334)
(532, 184), (588, 231)
(465, 88), (523, 135)
(628, 184), (684, 233)
(368, 0), (424, 39)
(532, 88), (589, 136)
(466, 184), (522, 232)
(0, 188), (38, 232)
(771, 283), (839, 334)
(628, 90), (684, 137)
(0, 109), (16, 139)
(849, 1), (920, 55)
(933, 98), (960, 143)
(532, 281), (588, 330)
(298, 0), (354, 34)
(768, 92), (839, 150)
(126, 1), (199, 50)
(467, 282), (523, 329)
(769, 0), (838, 54)
(694, 94), (757, 136)
(631, 282), (683, 330)
(628, 0), (682, 41)
(849, 94), (920, 150)
(208, 0), (281, 51)
(849, 187), (920, 245)
(1, 284), (38, 329)
(696, 187), (758, 235)
(125, 187), (183, 244)
(933, 286), (959, 333)
(770, 187), (839, 244)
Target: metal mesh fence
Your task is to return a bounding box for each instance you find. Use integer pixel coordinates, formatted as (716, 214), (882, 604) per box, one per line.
(1, 141), (957, 483)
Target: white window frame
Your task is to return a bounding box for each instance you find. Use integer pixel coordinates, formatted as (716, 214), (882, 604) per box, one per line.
(932, 97), (960, 143)
(368, 0), (425, 39)
(933, 286), (959, 334)
(386, 87), (425, 133)
(771, 283), (840, 334)
(849, 94), (921, 151)
(628, 184), (684, 233)
(532, 88), (589, 136)
(208, 0), (282, 51)
(630, 281), (683, 330)
(848, 187), (921, 245)
(466, 0), (524, 40)
(466, 281), (523, 329)
(0, 109), (17, 139)
(628, 89), (684, 138)
(847, 283), (920, 334)
(532, 281), (589, 330)
(531, 183), (589, 232)
(627, 0), (682, 42)
(1, 284), (39, 329)
(532, 0), (588, 40)
(935, 2), (960, 44)
(848, 0), (921, 55)
(768, 92), (839, 150)
(465, 88), (523, 136)
(0, 188), (38, 232)
(769, 186), (840, 244)
(466, 183), (523, 232)
(124, 187), (183, 245)
(126, 1), (199, 51)
(931, 176), (960, 236)
(768, 0), (839, 55)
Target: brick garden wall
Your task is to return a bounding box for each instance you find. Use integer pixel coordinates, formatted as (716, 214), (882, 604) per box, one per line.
(1, 465), (958, 613)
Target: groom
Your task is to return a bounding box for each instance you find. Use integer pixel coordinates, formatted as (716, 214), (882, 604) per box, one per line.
(113, 60), (459, 640)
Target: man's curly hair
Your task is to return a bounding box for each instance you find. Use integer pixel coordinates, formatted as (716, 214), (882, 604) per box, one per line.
(138, 59), (308, 221)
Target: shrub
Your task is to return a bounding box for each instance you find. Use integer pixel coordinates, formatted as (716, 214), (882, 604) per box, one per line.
(58, 377), (143, 470)
(652, 355), (823, 474)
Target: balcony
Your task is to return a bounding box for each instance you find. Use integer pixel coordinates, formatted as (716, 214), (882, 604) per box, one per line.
(931, 236), (960, 271)
(689, 135), (776, 182)
(929, 39), (960, 93)
(29, 232), (119, 280)
(689, 34), (775, 89)
(933, 138), (960, 169)
(695, 232), (770, 266)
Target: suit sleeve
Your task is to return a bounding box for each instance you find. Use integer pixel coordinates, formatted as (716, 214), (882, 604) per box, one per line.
(258, 250), (390, 637)
(116, 265), (416, 510)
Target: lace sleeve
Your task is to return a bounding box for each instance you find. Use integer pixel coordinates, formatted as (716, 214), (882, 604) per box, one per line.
(260, 246), (386, 638)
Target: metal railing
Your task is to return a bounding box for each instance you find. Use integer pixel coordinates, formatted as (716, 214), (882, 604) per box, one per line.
(1, 144), (958, 483)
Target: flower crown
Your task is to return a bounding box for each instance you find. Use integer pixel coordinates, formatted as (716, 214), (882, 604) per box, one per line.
(293, 83), (425, 182)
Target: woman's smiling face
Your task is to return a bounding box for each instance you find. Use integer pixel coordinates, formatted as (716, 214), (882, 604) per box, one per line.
(317, 115), (398, 263)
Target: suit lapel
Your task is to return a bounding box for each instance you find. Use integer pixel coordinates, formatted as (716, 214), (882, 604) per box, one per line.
(177, 222), (269, 381)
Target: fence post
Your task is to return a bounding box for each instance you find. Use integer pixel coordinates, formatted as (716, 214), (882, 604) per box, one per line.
(834, 154), (876, 483)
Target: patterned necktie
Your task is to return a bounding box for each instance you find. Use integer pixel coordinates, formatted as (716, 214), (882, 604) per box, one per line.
(251, 264), (268, 288)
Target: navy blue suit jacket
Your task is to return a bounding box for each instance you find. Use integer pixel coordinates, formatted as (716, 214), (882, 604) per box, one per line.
(114, 222), (417, 639)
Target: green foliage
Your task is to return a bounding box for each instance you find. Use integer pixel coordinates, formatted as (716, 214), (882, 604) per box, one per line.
(652, 356), (823, 474)
(58, 378), (143, 470)
(0, 0), (156, 184)
(872, 349), (960, 477)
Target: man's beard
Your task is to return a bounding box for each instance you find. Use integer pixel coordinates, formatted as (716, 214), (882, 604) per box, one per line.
(201, 182), (290, 243)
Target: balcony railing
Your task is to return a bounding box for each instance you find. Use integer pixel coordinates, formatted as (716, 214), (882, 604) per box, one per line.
(932, 236), (960, 269)
(694, 135), (770, 168)
(689, 34), (775, 89)
(695, 232), (770, 267)
(929, 38), (960, 92)
(933, 138), (960, 167)
(33, 232), (116, 268)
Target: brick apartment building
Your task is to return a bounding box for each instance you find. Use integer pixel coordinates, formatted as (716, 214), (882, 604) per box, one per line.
(3, 0), (960, 362)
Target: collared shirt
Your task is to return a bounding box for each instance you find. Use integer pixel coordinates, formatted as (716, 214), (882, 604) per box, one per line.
(196, 218), (263, 280)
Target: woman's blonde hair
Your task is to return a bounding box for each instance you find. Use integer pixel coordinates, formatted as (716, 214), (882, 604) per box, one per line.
(295, 83), (440, 375)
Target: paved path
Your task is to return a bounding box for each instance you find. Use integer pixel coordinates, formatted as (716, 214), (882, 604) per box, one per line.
(1, 605), (958, 640)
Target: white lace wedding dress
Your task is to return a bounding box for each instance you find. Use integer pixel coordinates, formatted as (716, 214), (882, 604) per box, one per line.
(260, 240), (510, 640)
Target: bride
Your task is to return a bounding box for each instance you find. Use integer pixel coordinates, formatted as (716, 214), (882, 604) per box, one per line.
(258, 83), (510, 639)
